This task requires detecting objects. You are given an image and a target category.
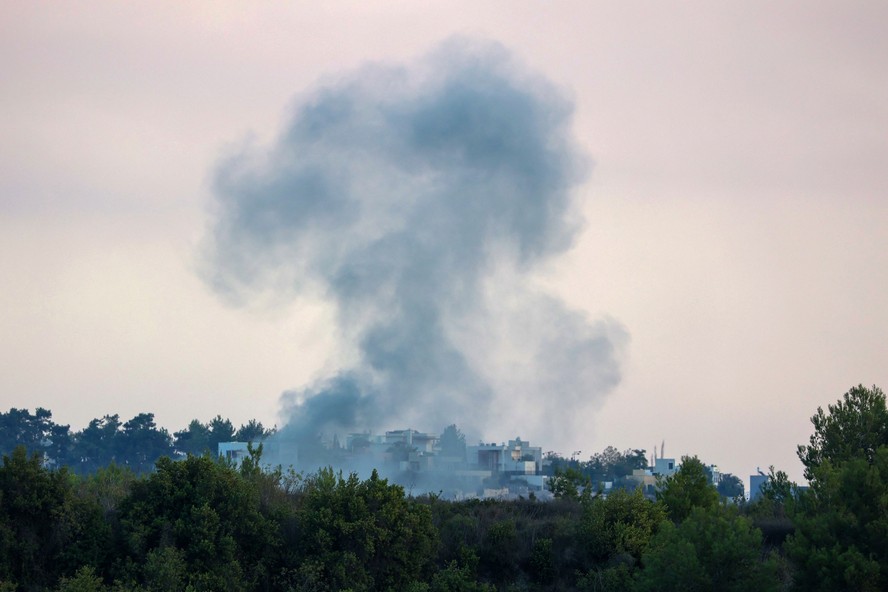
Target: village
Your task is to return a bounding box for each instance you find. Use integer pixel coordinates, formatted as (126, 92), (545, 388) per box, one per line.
(218, 428), (741, 501)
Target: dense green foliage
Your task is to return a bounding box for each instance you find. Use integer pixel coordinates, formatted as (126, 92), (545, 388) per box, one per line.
(797, 385), (888, 481)
(636, 505), (778, 592)
(0, 383), (883, 590)
(116, 455), (278, 590)
(785, 384), (888, 591)
(655, 456), (720, 522)
(716, 473), (744, 499)
(285, 468), (437, 591)
(0, 444), (781, 592)
(438, 425), (467, 462)
(544, 447), (649, 491)
(546, 466), (591, 500)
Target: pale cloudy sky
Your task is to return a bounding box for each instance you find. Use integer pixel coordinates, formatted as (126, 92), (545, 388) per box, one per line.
(2, 2), (886, 485)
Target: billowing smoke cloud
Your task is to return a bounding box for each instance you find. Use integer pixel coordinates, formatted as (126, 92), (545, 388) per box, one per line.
(204, 38), (627, 452)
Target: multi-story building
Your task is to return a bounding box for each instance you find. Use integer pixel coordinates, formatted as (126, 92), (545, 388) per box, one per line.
(750, 470), (769, 501)
(466, 437), (545, 492)
(218, 441), (250, 463)
(653, 457), (677, 477)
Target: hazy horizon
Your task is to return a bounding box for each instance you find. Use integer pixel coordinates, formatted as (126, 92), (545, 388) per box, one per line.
(3, 2), (887, 485)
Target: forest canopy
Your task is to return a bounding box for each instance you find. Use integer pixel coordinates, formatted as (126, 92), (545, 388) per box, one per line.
(0, 384), (884, 591)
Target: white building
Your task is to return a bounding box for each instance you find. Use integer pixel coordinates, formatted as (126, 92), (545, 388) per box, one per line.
(653, 457), (677, 477)
(218, 441), (250, 463)
(750, 470), (769, 501)
(467, 437), (545, 491)
(339, 430), (548, 497)
(707, 464), (721, 486)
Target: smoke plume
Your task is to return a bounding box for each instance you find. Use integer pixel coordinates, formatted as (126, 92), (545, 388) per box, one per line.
(204, 38), (627, 452)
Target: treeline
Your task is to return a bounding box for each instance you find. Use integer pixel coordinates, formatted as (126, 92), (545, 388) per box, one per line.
(543, 446), (745, 499)
(0, 408), (749, 501)
(0, 410), (273, 474)
(0, 444), (778, 592)
(0, 384), (885, 591)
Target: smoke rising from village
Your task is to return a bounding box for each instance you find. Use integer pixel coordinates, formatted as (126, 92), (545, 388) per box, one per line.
(204, 38), (628, 453)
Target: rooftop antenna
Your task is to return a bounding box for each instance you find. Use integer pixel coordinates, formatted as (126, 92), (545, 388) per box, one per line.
(661, 440), (665, 459)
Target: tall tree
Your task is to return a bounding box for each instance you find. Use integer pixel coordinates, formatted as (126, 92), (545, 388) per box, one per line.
(0, 408), (48, 451)
(46, 422), (74, 468)
(117, 455), (277, 590)
(235, 419), (272, 443)
(207, 416), (237, 456)
(0, 447), (78, 589)
(716, 473), (744, 499)
(118, 413), (173, 473)
(786, 384), (888, 591)
(656, 456), (719, 522)
(288, 468), (437, 591)
(438, 425), (466, 461)
(0, 408), (70, 465)
(173, 419), (211, 456)
(797, 384), (888, 480)
(71, 415), (123, 474)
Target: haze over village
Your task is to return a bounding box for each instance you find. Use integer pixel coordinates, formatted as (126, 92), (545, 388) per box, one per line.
(3, 2), (888, 491)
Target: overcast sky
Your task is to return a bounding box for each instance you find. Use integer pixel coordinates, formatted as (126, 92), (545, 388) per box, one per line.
(2, 1), (886, 485)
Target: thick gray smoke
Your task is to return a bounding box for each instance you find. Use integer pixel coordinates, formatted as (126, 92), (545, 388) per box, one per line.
(204, 39), (627, 453)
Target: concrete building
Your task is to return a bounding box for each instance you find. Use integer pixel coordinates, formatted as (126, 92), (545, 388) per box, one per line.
(341, 431), (548, 497)
(218, 441), (250, 463)
(345, 428), (439, 471)
(623, 468), (659, 498)
(750, 470), (769, 501)
(653, 457), (677, 477)
(466, 437), (545, 493)
(707, 464), (721, 486)
(467, 437), (542, 474)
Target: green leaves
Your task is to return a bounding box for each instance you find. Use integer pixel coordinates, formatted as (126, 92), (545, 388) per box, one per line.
(655, 456), (719, 522)
(292, 468), (438, 592)
(547, 466), (591, 500)
(0, 446), (80, 589)
(787, 447), (888, 591)
(581, 488), (666, 565)
(716, 473), (744, 499)
(55, 566), (105, 592)
(787, 384), (888, 591)
(117, 455), (276, 591)
(636, 506), (778, 592)
(438, 425), (467, 462)
(3, 386), (887, 591)
(798, 384), (888, 481)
